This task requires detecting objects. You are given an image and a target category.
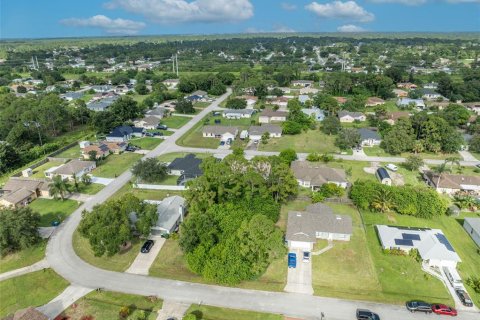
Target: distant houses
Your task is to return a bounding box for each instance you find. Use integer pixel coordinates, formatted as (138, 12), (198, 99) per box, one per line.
(396, 98), (425, 109)
(291, 161), (348, 191)
(259, 109), (288, 124)
(291, 80), (314, 88)
(106, 126), (145, 142)
(248, 125), (282, 141)
(420, 88), (444, 100)
(338, 111), (366, 123)
(365, 97), (385, 107)
(202, 126), (238, 141)
(222, 109), (255, 119)
(162, 79), (179, 89)
(60, 91), (83, 101)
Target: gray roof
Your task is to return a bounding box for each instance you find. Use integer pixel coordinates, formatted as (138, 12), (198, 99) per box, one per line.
(376, 167), (391, 180)
(223, 109), (255, 115)
(291, 161), (347, 186)
(53, 160), (95, 175)
(259, 109), (288, 118)
(286, 203), (353, 242)
(61, 91), (83, 99)
(147, 107), (167, 117)
(202, 125), (238, 135)
(338, 111), (364, 118)
(358, 128), (381, 141)
(464, 218), (480, 234)
(421, 88), (440, 95)
(137, 116), (160, 126)
(192, 90), (207, 96)
(155, 196), (186, 231)
(248, 124), (282, 135)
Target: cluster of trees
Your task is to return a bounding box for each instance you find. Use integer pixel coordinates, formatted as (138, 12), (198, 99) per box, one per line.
(282, 99), (314, 135)
(179, 152), (298, 284)
(132, 158), (167, 183)
(179, 72), (233, 96)
(350, 180), (447, 218)
(78, 194), (157, 256)
(174, 98), (196, 114)
(226, 98), (247, 109)
(335, 128), (361, 150)
(90, 96), (144, 133)
(0, 207), (41, 256)
(312, 183), (345, 203)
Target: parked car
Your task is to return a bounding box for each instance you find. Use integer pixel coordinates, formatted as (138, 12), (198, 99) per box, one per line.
(288, 253), (296, 268)
(145, 132), (153, 137)
(152, 132), (163, 136)
(125, 145), (137, 152)
(356, 309), (380, 320)
(157, 124), (168, 130)
(455, 289), (473, 307)
(220, 141), (225, 146)
(431, 304), (457, 316)
(303, 251), (310, 262)
(386, 164), (398, 172)
(212, 111), (221, 116)
(406, 301), (432, 313)
(214, 119), (221, 124)
(141, 240), (154, 253)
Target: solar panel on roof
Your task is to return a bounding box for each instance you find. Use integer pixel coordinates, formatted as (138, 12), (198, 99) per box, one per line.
(402, 233), (421, 241)
(435, 233), (455, 252)
(394, 239), (414, 246)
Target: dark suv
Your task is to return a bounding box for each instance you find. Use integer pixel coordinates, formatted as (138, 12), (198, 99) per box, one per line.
(141, 240), (154, 253)
(406, 301), (432, 313)
(455, 289), (473, 307)
(356, 309), (380, 320)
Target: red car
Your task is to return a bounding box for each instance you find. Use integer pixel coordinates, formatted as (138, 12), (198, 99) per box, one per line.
(431, 304), (457, 316)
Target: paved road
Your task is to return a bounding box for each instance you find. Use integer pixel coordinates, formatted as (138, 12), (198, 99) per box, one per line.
(46, 88), (479, 320)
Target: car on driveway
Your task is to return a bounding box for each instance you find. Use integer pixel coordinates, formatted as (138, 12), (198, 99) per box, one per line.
(386, 164), (398, 171)
(288, 253), (296, 268)
(157, 124), (168, 130)
(303, 251), (310, 262)
(219, 141), (225, 146)
(455, 289), (473, 307)
(356, 309), (380, 320)
(141, 240), (154, 253)
(406, 301), (432, 313)
(431, 304), (457, 316)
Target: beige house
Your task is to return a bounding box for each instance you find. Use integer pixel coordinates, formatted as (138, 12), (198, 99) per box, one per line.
(291, 161), (348, 190)
(384, 111), (410, 125)
(202, 126), (238, 141)
(134, 115), (161, 130)
(248, 125), (282, 141)
(291, 80), (314, 88)
(423, 171), (480, 195)
(45, 160), (96, 181)
(338, 111), (366, 123)
(0, 178), (50, 208)
(259, 109), (288, 124)
(365, 97), (385, 107)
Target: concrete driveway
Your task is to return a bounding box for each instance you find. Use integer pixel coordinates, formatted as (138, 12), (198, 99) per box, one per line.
(246, 140), (259, 151)
(284, 249), (314, 295)
(125, 236), (165, 275)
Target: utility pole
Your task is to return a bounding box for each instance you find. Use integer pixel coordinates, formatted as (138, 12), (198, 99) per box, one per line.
(35, 56), (39, 69)
(175, 54), (179, 76)
(172, 55), (175, 73)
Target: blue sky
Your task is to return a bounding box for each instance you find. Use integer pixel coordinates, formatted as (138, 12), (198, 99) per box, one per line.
(1, 0), (479, 38)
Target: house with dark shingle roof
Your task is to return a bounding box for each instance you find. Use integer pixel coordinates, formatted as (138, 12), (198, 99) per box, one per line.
(106, 125), (145, 142)
(358, 128), (381, 147)
(291, 161), (348, 190)
(423, 171), (480, 195)
(167, 154), (203, 186)
(286, 203), (352, 250)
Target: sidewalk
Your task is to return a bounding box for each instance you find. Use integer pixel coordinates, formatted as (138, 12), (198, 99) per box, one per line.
(37, 285), (93, 319)
(0, 259), (50, 282)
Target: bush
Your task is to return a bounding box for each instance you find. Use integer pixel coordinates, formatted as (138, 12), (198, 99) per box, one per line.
(119, 306), (130, 318)
(383, 248), (406, 256)
(183, 315), (197, 320)
(466, 277), (480, 293)
(312, 183), (345, 203)
(306, 153), (321, 162)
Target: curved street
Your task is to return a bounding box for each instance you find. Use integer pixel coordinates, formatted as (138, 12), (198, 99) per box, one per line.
(45, 89), (479, 320)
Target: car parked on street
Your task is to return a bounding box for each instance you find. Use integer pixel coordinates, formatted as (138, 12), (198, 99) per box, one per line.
(406, 301), (432, 313)
(455, 289), (473, 307)
(356, 309), (380, 320)
(431, 304), (457, 316)
(141, 240), (154, 253)
(288, 253), (296, 268)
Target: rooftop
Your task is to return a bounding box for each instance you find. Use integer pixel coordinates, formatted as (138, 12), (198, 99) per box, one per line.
(291, 161), (347, 186)
(53, 160), (95, 175)
(248, 124), (282, 135)
(202, 125), (238, 135)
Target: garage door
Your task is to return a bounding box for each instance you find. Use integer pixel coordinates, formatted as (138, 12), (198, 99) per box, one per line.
(289, 241), (312, 251)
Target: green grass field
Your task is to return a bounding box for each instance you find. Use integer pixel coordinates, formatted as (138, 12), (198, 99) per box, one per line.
(77, 182), (104, 195)
(0, 269), (69, 318)
(194, 101), (211, 108)
(327, 160), (376, 183)
(157, 152), (212, 163)
(363, 146), (458, 160)
(129, 137), (163, 150)
(30, 161), (65, 178)
(92, 153), (143, 178)
(29, 198), (80, 227)
(61, 291), (163, 320)
(112, 184), (185, 201)
(54, 145), (81, 159)
(161, 116), (192, 129)
(258, 129), (340, 154)
(185, 304), (283, 320)
(0, 242), (46, 274)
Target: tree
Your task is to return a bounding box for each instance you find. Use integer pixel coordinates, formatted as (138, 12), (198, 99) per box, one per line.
(208, 83), (226, 96)
(312, 183), (345, 203)
(469, 134), (480, 153)
(279, 149), (297, 165)
(0, 143), (20, 174)
(371, 188), (395, 213)
(175, 98), (195, 114)
(81, 174), (92, 185)
(261, 132), (269, 144)
(321, 116), (341, 135)
(306, 153), (321, 162)
(135, 83), (149, 95)
(434, 163), (450, 189)
(335, 128), (361, 150)
(183, 314), (197, 320)
(0, 207), (41, 256)
(226, 98), (247, 109)
(439, 104), (471, 127)
(49, 175), (70, 200)
(88, 150), (98, 161)
(16, 85), (27, 93)
(110, 96), (142, 122)
(131, 158), (167, 183)
(380, 118), (415, 155)
(314, 94), (339, 115)
(404, 155), (424, 171)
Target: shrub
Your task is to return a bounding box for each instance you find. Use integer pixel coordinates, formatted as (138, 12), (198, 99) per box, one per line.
(119, 306), (130, 318)
(312, 183), (345, 203)
(466, 277), (480, 293)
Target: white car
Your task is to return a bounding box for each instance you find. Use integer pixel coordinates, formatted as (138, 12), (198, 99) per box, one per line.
(386, 164), (398, 172)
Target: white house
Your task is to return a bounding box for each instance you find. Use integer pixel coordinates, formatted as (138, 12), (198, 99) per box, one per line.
(423, 171), (480, 195)
(248, 125), (282, 141)
(291, 161), (348, 190)
(463, 218), (480, 247)
(222, 109), (255, 119)
(259, 109), (288, 124)
(45, 160), (96, 181)
(358, 128), (381, 147)
(134, 116), (161, 130)
(421, 88), (444, 100)
(139, 196), (186, 236)
(162, 79), (180, 89)
(202, 126), (238, 141)
(397, 98), (426, 109)
(302, 108), (325, 122)
(338, 111), (366, 123)
(376, 225), (461, 268)
(291, 80), (314, 88)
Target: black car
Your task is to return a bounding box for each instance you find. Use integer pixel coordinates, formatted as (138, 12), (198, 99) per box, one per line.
(455, 289), (473, 307)
(141, 240), (154, 253)
(356, 309), (380, 320)
(157, 124), (168, 130)
(406, 301), (432, 313)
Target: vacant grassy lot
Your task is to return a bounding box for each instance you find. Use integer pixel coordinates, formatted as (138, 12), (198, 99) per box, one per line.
(54, 145), (81, 159)
(29, 198), (80, 227)
(157, 152), (212, 163)
(93, 153), (142, 178)
(77, 182), (104, 195)
(161, 115), (192, 129)
(363, 146), (458, 160)
(186, 304), (283, 320)
(0, 242), (46, 273)
(112, 184), (185, 201)
(30, 160), (64, 178)
(61, 291), (163, 320)
(72, 230), (142, 272)
(0, 269), (69, 318)
(327, 160), (376, 182)
(130, 137), (163, 150)
(258, 129), (340, 154)
(194, 101), (211, 108)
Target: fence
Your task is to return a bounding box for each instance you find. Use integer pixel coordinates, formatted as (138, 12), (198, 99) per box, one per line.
(133, 183), (187, 191)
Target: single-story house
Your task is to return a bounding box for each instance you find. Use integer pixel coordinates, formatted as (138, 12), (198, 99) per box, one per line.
(302, 107), (325, 122)
(186, 90), (208, 102)
(167, 153), (203, 185)
(3, 306), (50, 320)
(286, 203), (353, 251)
(365, 97), (385, 107)
(106, 126), (145, 142)
(396, 98), (426, 109)
(338, 111), (366, 123)
(104, 141), (127, 154)
(146, 106), (168, 119)
(259, 109), (288, 123)
(134, 116), (161, 130)
(91, 85), (114, 93)
(192, 90), (207, 97)
(392, 89), (408, 98)
(46, 160), (96, 181)
(300, 87), (319, 95)
(298, 95), (311, 104)
(424, 82), (438, 90)
(87, 96), (119, 112)
(222, 109), (255, 119)
(291, 160), (348, 190)
(248, 125), (282, 141)
(146, 196), (187, 235)
(421, 88), (444, 100)
(268, 96), (289, 108)
(384, 111), (410, 125)
(0, 178), (50, 208)
(236, 95), (258, 109)
(82, 144), (110, 159)
(376, 225), (461, 268)
(60, 91), (83, 101)
(376, 167), (392, 186)
(162, 79), (179, 89)
(397, 82), (417, 90)
(463, 218), (480, 247)
(202, 126), (238, 141)
(291, 80), (314, 88)
(423, 171), (480, 195)
(114, 85), (131, 95)
(358, 128), (381, 147)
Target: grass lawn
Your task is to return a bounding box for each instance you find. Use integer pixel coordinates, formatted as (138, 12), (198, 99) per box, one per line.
(258, 130), (340, 154)
(157, 152), (212, 163)
(155, 175), (179, 185)
(0, 242), (46, 274)
(186, 304), (282, 320)
(112, 183), (185, 201)
(0, 269), (69, 318)
(363, 146), (458, 160)
(161, 116), (192, 129)
(61, 291), (163, 320)
(72, 230), (142, 272)
(54, 145), (81, 159)
(29, 198), (80, 227)
(77, 182), (104, 195)
(328, 160), (376, 183)
(30, 161), (64, 178)
(194, 101), (211, 108)
(93, 153), (143, 178)
(129, 137), (163, 150)
(147, 129), (174, 136)
(471, 152), (480, 161)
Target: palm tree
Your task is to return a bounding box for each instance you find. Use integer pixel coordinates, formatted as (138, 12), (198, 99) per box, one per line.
(445, 157), (461, 172)
(371, 188), (395, 213)
(433, 163), (450, 190)
(49, 175), (70, 200)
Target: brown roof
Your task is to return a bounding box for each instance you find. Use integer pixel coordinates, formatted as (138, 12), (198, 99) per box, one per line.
(366, 97), (385, 104)
(2, 178), (46, 193)
(83, 144), (109, 156)
(53, 160), (95, 175)
(259, 109), (288, 118)
(386, 111), (410, 121)
(0, 188), (34, 205)
(334, 97), (348, 104)
(202, 125), (238, 135)
(4, 307), (49, 320)
(291, 161), (347, 186)
(104, 141), (127, 151)
(424, 171), (480, 189)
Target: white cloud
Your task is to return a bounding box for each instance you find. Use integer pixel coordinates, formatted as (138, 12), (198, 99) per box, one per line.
(305, 1), (375, 22)
(337, 24), (366, 32)
(105, 0), (254, 23)
(368, 0), (427, 5)
(281, 2), (297, 11)
(244, 25), (295, 33)
(60, 15), (146, 35)
(273, 25), (296, 33)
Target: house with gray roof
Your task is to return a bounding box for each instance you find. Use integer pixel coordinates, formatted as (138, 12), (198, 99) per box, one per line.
(167, 154), (203, 186)
(0, 178), (50, 208)
(338, 111), (366, 123)
(291, 161), (348, 190)
(222, 109), (255, 119)
(423, 171), (480, 195)
(148, 196), (186, 235)
(286, 203), (352, 250)
(60, 91), (83, 101)
(396, 98), (426, 109)
(463, 218), (480, 247)
(358, 128), (381, 147)
(202, 126), (238, 141)
(87, 96), (119, 112)
(248, 125), (282, 141)
(134, 116), (161, 130)
(46, 160), (96, 181)
(420, 88), (444, 100)
(302, 107), (325, 122)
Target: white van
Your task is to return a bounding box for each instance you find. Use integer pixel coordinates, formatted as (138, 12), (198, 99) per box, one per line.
(386, 164), (398, 172)
(442, 266), (463, 288)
